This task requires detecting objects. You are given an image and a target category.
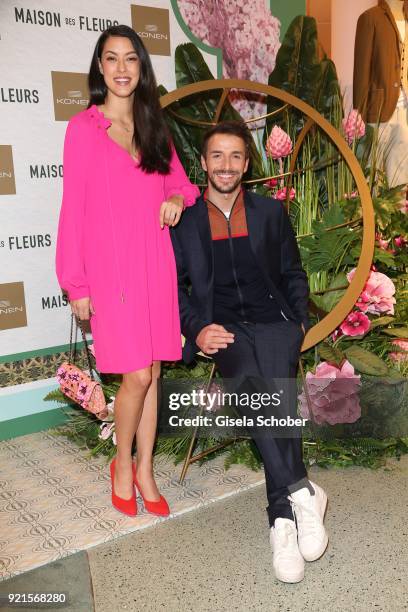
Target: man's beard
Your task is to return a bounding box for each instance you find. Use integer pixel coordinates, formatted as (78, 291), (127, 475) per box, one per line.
(208, 171), (242, 194)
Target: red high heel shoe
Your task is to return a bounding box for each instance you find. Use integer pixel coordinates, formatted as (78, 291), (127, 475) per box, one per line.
(132, 462), (170, 516)
(110, 458), (137, 516)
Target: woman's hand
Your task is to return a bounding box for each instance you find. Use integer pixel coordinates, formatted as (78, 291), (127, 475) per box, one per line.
(70, 296), (95, 321)
(159, 195), (184, 229)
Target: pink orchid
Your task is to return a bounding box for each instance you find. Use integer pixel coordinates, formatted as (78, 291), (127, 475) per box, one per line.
(342, 109), (365, 145)
(274, 187), (296, 201)
(265, 126), (293, 159)
(347, 268), (396, 315)
(298, 360), (361, 425)
(388, 339), (408, 362)
(340, 311), (371, 336)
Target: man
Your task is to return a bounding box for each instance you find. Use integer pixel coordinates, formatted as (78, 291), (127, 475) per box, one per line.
(170, 121), (328, 583)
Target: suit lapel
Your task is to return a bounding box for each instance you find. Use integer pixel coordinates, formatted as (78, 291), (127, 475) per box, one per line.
(380, 0), (401, 45)
(195, 196), (214, 309)
(244, 190), (265, 268)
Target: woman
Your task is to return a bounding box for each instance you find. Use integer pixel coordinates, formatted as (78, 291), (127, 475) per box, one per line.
(56, 25), (199, 517)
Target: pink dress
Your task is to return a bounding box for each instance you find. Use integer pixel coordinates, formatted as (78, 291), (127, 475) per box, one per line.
(56, 105), (200, 373)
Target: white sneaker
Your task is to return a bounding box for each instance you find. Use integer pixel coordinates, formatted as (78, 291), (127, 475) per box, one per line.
(288, 480), (328, 562)
(269, 518), (305, 583)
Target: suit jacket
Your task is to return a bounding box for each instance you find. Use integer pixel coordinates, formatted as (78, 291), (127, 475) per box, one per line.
(353, 0), (405, 123)
(170, 190), (310, 363)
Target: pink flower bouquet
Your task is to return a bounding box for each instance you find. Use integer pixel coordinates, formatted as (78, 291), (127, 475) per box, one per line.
(299, 360), (362, 425)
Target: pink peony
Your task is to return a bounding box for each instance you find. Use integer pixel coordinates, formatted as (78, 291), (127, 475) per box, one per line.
(388, 339), (408, 362)
(340, 311), (371, 336)
(342, 109), (365, 145)
(265, 126), (293, 159)
(347, 268), (396, 315)
(298, 360), (361, 425)
(273, 187), (296, 201)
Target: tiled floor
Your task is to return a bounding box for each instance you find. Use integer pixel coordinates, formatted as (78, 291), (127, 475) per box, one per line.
(0, 430), (265, 580)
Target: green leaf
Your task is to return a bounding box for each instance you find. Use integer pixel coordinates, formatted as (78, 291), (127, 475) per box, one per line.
(369, 316), (395, 329)
(318, 343), (345, 366)
(344, 345), (389, 376)
(382, 328), (408, 338)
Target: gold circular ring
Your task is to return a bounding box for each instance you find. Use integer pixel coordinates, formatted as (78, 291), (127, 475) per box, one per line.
(160, 79), (375, 352)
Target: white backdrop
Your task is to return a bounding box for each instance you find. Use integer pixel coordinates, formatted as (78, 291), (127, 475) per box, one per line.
(0, 0), (216, 361)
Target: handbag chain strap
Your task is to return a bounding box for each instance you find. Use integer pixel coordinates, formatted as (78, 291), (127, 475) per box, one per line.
(68, 313), (95, 381)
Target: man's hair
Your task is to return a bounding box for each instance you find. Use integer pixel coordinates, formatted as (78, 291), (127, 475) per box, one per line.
(201, 120), (252, 159)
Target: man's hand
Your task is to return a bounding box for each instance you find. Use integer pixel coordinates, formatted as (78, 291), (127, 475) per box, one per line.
(159, 195), (184, 228)
(70, 296), (95, 321)
(196, 324), (235, 355)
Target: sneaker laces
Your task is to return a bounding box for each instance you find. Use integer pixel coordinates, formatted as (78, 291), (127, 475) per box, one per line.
(289, 497), (319, 534)
(275, 522), (297, 549)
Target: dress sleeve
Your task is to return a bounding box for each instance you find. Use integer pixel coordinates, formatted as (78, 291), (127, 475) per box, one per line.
(55, 117), (91, 301)
(163, 144), (200, 207)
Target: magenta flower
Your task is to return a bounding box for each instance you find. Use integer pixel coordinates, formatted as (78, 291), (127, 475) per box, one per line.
(298, 360), (361, 425)
(394, 236), (407, 249)
(340, 311), (371, 336)
(265, 126), (293, 159)
(388, 339), (408, 362)
(273, 187), (296, 201)
(265, 177), (278, 189)
(347, 268), (396, 315)
(342, 109), (365, 145)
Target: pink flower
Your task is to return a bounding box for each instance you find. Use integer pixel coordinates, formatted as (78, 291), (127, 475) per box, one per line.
(298, 360), (361, 425)
(265, 126), (293, 159)
(344, 191), (359, 199)
(342, 109), (365, 145)
(347, 268), (396, 315)
(178, 0), (281, 123)
(265, 177), (278, 188)
(388, 339), (408, 362)
(98, 422), (115, 441)
(375, 233), (390, 251)
(394, 235), (407, 249)
(340, 311), (371, 336)
(273, 187), (296, 201)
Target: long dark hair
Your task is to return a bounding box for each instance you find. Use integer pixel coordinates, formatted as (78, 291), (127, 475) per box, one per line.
(88, 25), (171, 174)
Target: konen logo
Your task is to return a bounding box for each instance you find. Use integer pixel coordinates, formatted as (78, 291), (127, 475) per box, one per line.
(51, 72), (89, 121)
(0, 282), (27, 330)
(131, 5), (170, 56)
(0, 146), (16, 195)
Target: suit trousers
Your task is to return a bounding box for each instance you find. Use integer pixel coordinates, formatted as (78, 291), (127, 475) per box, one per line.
(212, 320), (308, 527)
(373, 103), (408, 188)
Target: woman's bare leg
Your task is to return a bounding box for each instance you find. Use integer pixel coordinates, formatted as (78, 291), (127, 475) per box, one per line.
(134, 360), (161, 501)
(113, 366), (152, 499)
